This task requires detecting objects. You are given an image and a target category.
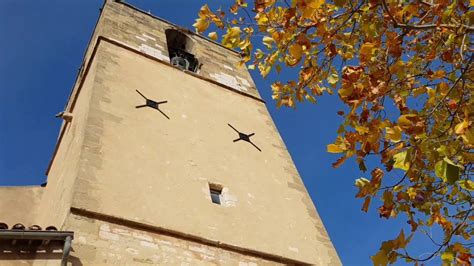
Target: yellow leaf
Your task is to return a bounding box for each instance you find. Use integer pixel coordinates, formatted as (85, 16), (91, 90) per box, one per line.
(441, 251), (455, 262)
(259, 64), (271, 77)
(385, 126), (402, 142)
(459, 180), (474, 191)
(193, 18), (209, 33)
(198, 4), (211, 18)
(393, 150), (410, 171)
(355, 125), (369, 134)
(255, 49), (265, 59)
(228, 26), (242, 36)
(407, 187), (417, 199)
(285, 55), (298, 66)
(461, 127), (473, 145)
(271, 82), (282, 92)
(263, 36), (274, 49)
(338, 87), (353, 97)
(222, 27), (242, 48)
(287, 96), (294, 107)
(243, 27), (254, 34)
(360, 42), (375, 55)
(355, 177), (370, 188)
(438, 82), (449, 95)
(397, 114), (417, 129)
(239, 38), (251, 50)
(327, 144), (344, 153)
(327, 73), (339, 87)
(288, 43), (303, 60)
(300, 67), (313, 81)
(208, 32), (218, 41)
(454, 119), (469, 135)
(257, 14), (269, 25)
(392, 230), (408, 249)
(412, 87), (426, 97)
(360, 42), (376, 62)
(305, 94), (316, 103)
(393, 185), (403, 192)
(453, 242), (470, 253)
(307, 0), (325, 9)
(432, 70), (446, 79)
(389, 60), (405, 75)
(371, 249), (389, 266)
(427, 87), (436, 104)
(435, 158), (461, 184)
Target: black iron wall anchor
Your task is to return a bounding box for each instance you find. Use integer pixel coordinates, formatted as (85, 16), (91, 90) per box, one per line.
(228, 123), (261, 152)
(135, 90), (170, 119)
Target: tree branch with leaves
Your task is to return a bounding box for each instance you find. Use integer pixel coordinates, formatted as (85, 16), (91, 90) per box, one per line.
(194, 0), (473, 264)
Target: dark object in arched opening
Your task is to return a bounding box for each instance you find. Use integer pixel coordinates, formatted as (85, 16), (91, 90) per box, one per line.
(12, 223), (25, 230)
(28, 225), (42, 230)
(165, 29), (199, 72)
(0, 222), (8, 230)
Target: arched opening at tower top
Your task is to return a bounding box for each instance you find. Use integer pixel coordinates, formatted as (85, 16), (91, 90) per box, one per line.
(165, 29), (199, 72)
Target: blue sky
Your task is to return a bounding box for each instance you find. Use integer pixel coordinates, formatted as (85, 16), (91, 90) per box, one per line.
(0, 1), (440, 265)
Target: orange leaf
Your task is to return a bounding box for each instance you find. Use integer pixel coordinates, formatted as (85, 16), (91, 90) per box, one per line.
(332, 156), (347, 168)
(362, 196), (371, 212)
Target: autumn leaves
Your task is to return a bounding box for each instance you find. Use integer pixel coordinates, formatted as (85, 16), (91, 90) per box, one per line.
(193, 0), (474, 264)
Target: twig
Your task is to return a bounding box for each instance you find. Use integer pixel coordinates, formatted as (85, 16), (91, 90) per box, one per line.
(421, 228), (442, 247)
(460, 34), (466, 60)
(426, 55), (473, 117)
(329, 1), (364, 38)
(399, 205), (473, 262)
(380, 0), (474, 32)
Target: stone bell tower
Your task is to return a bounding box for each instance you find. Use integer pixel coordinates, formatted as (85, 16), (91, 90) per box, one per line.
(0, 1), (340, 264)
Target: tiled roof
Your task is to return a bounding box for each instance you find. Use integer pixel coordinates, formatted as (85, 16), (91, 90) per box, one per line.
(0, 222), (72, 249)
(0, 222), (74, 264)
(0, 222), (57, 231)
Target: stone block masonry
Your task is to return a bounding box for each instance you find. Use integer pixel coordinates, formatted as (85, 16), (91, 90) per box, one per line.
(65, 212), (284, 265)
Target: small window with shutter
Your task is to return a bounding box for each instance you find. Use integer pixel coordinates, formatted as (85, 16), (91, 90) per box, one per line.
(209, 183), (222, 205)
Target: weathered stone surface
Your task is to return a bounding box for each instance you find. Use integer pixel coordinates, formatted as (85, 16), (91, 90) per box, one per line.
(79, 0), (260, 100)
(0, 187), (43, 226)
(63, 213), (280, 265)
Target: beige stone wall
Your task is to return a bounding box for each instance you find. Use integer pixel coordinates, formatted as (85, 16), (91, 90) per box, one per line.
(0, 187), (43, 226)
(104, 1), (259, 97)
(0, 43), (101, 230)
(0, 252), (66, 266)
(67, 0), (259, 111)
(66, 39), (339, 265)
(64, 213), (281, 265)
(36, 57), (101, 228)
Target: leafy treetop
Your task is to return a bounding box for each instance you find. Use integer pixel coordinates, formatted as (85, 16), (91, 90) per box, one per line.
(195, 0), (473, 265)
